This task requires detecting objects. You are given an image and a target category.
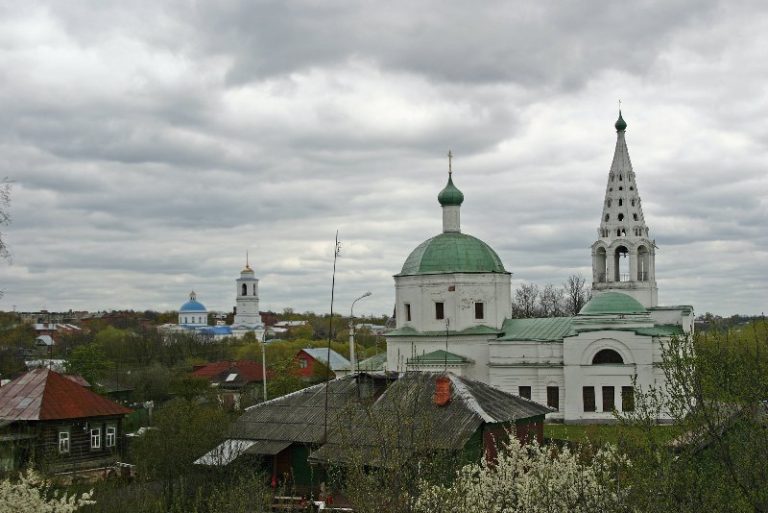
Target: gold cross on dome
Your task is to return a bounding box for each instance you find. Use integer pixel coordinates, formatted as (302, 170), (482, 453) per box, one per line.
(448, 150), (453, 175)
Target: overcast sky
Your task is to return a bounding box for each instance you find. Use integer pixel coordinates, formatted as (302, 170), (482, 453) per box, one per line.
(1, 0), (766, 317)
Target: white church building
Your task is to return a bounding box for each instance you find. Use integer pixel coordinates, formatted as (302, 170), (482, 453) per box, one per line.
(161, 260), (265, 341)
(385, 113), (694, 423)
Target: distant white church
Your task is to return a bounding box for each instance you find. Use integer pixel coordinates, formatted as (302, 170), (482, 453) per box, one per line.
(161, 260), (265, 341)
(385, 112), (694, 423)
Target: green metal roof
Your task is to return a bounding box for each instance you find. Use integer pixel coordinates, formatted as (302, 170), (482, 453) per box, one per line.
(437, 173), (464, 206)
(407, 350), (472, 365)
(579, 292), (646, 315)
(615, 110), (627, 131)
(397, 232), (507, 276)
(356, 352), (387, 371)
(386, 324), (500, 337)
(495, 317), (575, 342)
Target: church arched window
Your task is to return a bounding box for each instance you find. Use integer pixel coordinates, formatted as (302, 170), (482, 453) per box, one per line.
(605, 214), (609, 222)
(607, 199), (612, 207)
(242, 284), (247, 296)
(593, 349), (624, 364)
(618, 214), (624, 221)
(253, 284), (257, 295)
(618, 198), (623, 206)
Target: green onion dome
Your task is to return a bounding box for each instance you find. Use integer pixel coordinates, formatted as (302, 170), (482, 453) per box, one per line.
(615, 111), (627, 132)
(437, 173), (464, 206)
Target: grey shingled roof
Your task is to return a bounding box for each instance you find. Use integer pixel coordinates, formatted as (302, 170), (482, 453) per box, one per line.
(218, 372), (551, 466)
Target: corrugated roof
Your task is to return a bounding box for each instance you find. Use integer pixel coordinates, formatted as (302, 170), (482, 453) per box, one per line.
(0, 368), (132, 421)
(310, 373), (552, 464)
(218, 372), (551, 467)
(300, 348), (350, 371)
(495, 317), (575, 342)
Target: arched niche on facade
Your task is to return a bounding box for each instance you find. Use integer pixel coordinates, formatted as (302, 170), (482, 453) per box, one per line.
(592, 349), (624, 364)
(580, 339), (633, 366)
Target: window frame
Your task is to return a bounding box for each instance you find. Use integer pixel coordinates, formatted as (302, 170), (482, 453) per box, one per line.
(404, 303), (411, 322)
(106, 425), (117, 448)
(622, 386), (635, 412)
(435, 302), (445, 320)
(474, 302), (484, 320)
(546, 386), (559, 410)
(518, 386), (531, 400)
(602, 386), (615, 412)
(58, 430), (70, 454)
(583, 386), (596, 412)
(90, 427), (102, 450)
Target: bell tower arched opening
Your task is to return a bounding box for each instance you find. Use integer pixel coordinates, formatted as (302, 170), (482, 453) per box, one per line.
(614, 245), (629, 282)
(637, 245), (649, 282)
(241, 283), (247, 296)
(595, 247), (607, 283)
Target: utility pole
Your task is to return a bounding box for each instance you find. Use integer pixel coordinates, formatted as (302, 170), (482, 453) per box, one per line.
(349, 292), (372, 371)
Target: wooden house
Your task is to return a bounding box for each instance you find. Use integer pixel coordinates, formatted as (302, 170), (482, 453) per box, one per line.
(0, 368), (132, 480)
(196, 371), (552, 501)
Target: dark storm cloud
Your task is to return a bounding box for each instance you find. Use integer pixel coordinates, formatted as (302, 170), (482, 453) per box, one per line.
(0, 0), (766, 316)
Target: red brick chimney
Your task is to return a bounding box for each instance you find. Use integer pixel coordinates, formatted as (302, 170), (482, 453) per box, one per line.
(433, 376), (452, 406)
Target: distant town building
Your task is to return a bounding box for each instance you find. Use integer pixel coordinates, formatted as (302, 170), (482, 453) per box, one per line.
(159, 260), (266, 341)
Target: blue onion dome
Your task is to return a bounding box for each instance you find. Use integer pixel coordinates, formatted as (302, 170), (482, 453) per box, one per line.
(437, 173), (464, 206)
(179, 291), (207, 312)
(615, 111), (627, 131)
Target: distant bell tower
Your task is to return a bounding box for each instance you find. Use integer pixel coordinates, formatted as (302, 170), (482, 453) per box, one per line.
(591, 111), (658, 308)
(234, 254), (262, 327)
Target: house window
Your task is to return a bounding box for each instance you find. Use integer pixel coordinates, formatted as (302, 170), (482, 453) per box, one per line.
(622, 386), (635, 412)
(106, 426), (116, 448)
(547, 386), (559, 410)
(58, 431), (70, 454)
(405, 303), (411, 322)
(602, 386), (615, 412)
(583, 386), (596, 412)
(90, 428), (101, 449)
(518, 386), (531, 400)
(474, 302), (484, 320)
(299, 358), (308, 369)
(435, 302), (444, 320)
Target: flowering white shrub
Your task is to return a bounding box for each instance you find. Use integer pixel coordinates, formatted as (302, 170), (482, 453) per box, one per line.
(416, 438), (630, 513)
(0, 468), (95, 513)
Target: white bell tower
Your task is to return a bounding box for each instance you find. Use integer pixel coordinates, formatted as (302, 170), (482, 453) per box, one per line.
(591, 112), (658, 308)
(234, 253), (263, 327)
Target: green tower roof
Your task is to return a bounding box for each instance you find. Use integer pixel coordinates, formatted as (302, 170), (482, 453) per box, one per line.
(579, 292), (646, 315)
(397, 232), (508, 276)
(615, 111), (627, 131)
(437, 173), (464, 206)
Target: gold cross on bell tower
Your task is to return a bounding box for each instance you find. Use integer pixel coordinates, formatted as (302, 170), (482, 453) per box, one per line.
(448, 150), (453, 175)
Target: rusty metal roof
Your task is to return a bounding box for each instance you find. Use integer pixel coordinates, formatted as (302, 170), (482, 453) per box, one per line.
(0, 368), (132, 421)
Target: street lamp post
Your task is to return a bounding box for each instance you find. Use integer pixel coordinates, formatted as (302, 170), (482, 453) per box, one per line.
(349, 292), (372, 372)
(261, 329), (268, 401)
